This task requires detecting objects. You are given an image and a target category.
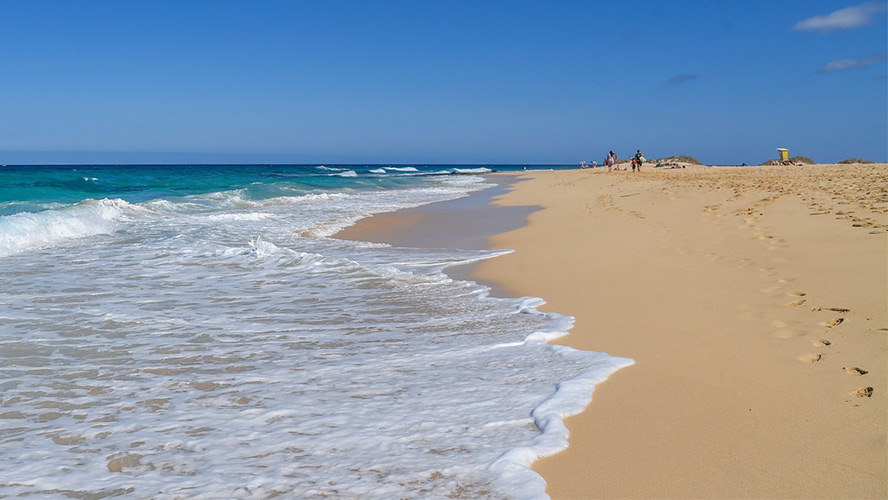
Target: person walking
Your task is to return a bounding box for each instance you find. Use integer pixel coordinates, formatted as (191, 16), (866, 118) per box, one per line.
(605, 151), (616, 172)
(634, 150), (646, 172)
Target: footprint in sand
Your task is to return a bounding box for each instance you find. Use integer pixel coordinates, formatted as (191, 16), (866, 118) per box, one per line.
(822, 318), (845, 328)
(852, 387), (873, 398)
(597, 195), (616, 211)
(814, 339), (832, 347)
(799, 353), (822, 363)
(817, 307), (850, 313)
(844, 367), (868, 376)
(786, 299), (807, 307)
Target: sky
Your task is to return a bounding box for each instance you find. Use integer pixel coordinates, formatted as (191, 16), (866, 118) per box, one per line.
(0, 0), (886, 165)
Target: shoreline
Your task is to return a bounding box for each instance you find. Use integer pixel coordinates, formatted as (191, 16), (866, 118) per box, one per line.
(335, 164), (887, 499)
(333, 175), (537, 295)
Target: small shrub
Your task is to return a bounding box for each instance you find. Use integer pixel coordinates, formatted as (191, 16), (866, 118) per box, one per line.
(656, 155), (702, 165)
(837, 158), (875, 164)
(761, 155), (814, 165)
(676, 155), (702, 165)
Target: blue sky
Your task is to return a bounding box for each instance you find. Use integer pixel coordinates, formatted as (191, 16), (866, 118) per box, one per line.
(0, 0), (885, 165)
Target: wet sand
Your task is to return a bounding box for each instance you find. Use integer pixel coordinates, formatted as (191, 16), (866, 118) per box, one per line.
(334, 177), (536, 293)
(337, 163), (888, 499)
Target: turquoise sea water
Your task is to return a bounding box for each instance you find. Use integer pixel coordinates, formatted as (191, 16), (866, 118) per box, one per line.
(0, 164), (632, 499)
(0, 164), (519, 216)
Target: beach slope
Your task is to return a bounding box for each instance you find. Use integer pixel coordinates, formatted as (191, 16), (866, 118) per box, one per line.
(475, 164), (887, 499)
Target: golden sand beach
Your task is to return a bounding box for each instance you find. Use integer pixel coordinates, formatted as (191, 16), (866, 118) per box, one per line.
(340, 163), (887, 499)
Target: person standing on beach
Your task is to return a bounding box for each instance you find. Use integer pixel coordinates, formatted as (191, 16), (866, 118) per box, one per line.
(634, 150), (646, 171)
(605, 151), (616, 172)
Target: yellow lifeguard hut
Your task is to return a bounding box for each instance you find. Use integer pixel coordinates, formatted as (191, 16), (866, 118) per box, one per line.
(777, 148), (789, 162)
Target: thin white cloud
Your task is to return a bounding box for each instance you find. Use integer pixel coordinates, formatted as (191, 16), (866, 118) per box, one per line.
(818, 51), (888, 72)
(792, 2), (887, 32)
(820, 59), (863, 72)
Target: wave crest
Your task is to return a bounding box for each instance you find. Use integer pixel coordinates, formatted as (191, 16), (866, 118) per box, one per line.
(0, 198), (137, 258)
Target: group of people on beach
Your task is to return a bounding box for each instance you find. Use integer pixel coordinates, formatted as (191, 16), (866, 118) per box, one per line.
(580, 150), (645, 172)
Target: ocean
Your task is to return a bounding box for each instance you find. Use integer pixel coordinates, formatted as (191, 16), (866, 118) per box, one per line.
(0, 164), (632, 499)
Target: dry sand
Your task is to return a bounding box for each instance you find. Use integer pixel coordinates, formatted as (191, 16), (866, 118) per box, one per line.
(339, 163), (888, 499)
(478, 164), (887, 499)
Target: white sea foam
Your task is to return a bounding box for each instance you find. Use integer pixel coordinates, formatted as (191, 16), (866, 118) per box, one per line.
(333, 170), (358, 177)
(205, 212), (273, 221)
(0, 198), (140, 257)
(0, 172), (633, 499)
(453, 167), (493, 174)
